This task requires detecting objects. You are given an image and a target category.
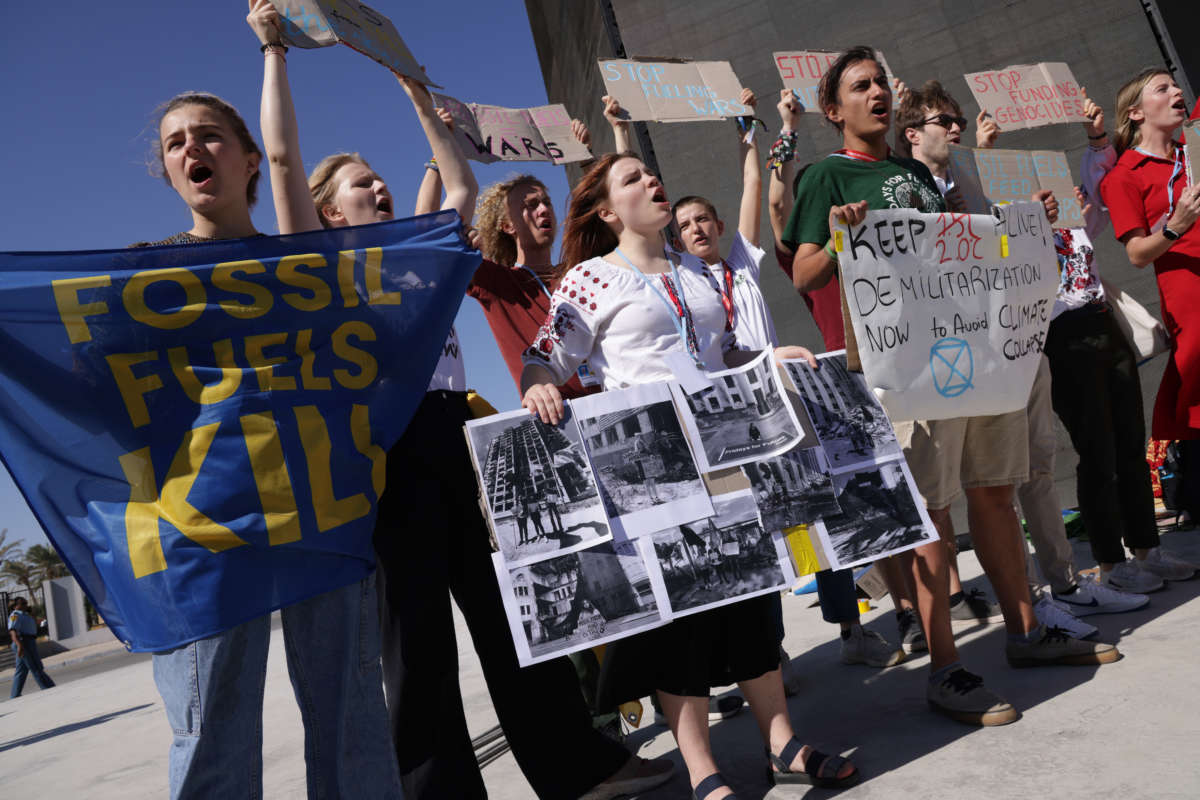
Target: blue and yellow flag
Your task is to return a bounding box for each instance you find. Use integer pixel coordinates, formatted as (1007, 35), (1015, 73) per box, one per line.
(0, 211), (479, 651)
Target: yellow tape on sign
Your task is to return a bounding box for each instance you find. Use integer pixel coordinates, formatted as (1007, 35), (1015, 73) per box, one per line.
(1000, 235), (1009, 258)
(834, 230), (844, 252)
(784, 524), (821, 577)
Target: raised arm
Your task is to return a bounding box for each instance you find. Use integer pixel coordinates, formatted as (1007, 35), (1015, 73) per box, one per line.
(768, 90), (800, 253)
(247, 0), (322, 234)
(400, 78), (476, 220)
(736, 89), (763, 247)
(602, 95), (633, 153)
(414, 107), (454, 215)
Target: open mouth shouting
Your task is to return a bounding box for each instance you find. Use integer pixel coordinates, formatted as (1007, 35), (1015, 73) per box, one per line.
(376, 195), (393, 216)
(1172, 98), (1187, 113)
(870, 101), (890, 123)
(188, 162), (213, 187)
(651, 186), (669, 208)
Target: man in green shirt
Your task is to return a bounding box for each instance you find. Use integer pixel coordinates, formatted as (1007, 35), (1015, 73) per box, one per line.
(783, 47), (1116, 728)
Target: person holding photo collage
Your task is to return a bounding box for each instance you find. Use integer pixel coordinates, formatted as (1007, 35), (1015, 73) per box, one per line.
(245, 4), (674, 799)
(521, 152), (858, 799)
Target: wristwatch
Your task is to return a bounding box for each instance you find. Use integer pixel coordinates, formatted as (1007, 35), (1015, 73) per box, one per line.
(1162, 225), (1180, 241)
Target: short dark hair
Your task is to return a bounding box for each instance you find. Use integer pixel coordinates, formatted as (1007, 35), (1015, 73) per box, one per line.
(672, 195), (719, 221)
(817, 46), (880, 131)
(894, 80), (964, 158)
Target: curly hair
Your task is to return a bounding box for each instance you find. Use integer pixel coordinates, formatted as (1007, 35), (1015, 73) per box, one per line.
(893, 80), (964, 158)
(475, 174), (547, 266)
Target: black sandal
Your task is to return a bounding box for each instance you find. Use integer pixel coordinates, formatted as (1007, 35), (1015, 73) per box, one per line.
(693, 772), (738, 799)
(766, 737), (859, 789)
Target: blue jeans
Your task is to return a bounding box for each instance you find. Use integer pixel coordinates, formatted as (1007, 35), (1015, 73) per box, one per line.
(152, 576), (401, 800)
(10, 635), (56, 697)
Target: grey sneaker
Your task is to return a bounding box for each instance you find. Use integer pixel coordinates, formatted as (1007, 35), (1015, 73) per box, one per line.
(1139, 547), (1197, 581)
(897, 608), (928, 653)
(841, 624), (905, 667)
(1005, 625), (1121, 668)
(581, 755), (676, 800)
(950, 588), (1004, 623)
(1101, 560), (1164, 594)
(927, 668), (1019, 726)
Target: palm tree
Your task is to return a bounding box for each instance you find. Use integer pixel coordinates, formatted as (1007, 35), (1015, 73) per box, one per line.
(25, 544), (68, 586)
(1, 558), (38, 600)
(0, 528), (20, 564)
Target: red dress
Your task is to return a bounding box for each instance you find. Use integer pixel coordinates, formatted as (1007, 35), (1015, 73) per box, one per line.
(1101, 146), (1200, 438)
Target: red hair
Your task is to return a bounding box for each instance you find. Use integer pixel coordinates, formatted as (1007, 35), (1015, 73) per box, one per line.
(556, 152), (640, 283)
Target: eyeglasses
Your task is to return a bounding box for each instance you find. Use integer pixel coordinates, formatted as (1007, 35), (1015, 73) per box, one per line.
(920, 113), (968, 131)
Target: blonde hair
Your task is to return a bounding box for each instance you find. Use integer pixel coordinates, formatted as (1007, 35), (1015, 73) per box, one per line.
(475, 174), (547, 266)
(1113, 68), (1171, 154)
(308, 152), (372, 228)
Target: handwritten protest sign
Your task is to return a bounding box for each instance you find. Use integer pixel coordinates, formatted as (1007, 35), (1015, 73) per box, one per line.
(598, 59), (747, 122)
(772, 50), (893, 112)
(431, 94), (591, 165)
(964, 62), (1087, 129)
(270, 0), (437, 86)
(1184, 119), (1199, 187)
(947, 144), (1084, 228)
(837, 203), (1059, 421)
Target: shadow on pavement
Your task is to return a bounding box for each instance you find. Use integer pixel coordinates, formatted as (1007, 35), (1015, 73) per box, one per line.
(0, 704), (154, 754)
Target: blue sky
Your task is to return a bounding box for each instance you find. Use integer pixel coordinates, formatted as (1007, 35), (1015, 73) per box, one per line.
(0, 2), (575, 552)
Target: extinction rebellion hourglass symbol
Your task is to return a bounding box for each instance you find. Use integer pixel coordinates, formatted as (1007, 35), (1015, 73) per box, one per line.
(929, 338), (974, 397)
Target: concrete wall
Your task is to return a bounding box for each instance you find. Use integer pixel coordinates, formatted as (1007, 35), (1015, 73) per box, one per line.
(524, 0), (1182, 523)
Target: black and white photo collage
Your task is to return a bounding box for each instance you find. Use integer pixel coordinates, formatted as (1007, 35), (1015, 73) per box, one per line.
(465, 349), (935, 666)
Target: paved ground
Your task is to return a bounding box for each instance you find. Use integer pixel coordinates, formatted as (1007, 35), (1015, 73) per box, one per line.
(2, 530), (1198, 798)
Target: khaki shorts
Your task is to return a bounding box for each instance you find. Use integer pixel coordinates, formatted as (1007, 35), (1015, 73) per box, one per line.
(893, 410), (1029, 509)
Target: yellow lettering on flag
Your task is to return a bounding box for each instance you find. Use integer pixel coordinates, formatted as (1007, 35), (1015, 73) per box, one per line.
(364, 247), (402, 305)
(278, 253), (332, 312)
(168, 340), (243, 405)
(213, 260), (273, 319)
(124, 268), (206, 330)
(295, 405), (370, 532)
(245, 332), (298, 392)
(336, 250), (360, 308)
(119, 422), (247, 578)
(783, 524), (821, 578)
(52, 275), (111, 344)
(351, 404), (385, 498)
(296, 329), (332, 390)
(106, 351), (163, 428)
(240, 411), (302, 546)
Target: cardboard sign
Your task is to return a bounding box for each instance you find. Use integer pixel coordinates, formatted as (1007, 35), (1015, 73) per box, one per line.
(837, 203), (1059, 421)
(431, 94), (591, 165)
(772, 50), (894, 112)
(271, 0), (437, 86)
(963, 62), (1087, 129)
(597, 59), (748, 122)
(947, 144), (1084, 228)
(1184, 119), (1199, 187)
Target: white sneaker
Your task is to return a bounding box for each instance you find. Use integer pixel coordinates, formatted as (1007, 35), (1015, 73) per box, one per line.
(1033, 597), (1097, 639)
(1100, 560), (1164, 594)
(1138, 547), (1198, 581)
(1053, 576), (1149, 616)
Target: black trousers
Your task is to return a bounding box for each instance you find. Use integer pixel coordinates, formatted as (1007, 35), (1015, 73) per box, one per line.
(373, 391), (629, 800)
(1045, 307), (1159, 563)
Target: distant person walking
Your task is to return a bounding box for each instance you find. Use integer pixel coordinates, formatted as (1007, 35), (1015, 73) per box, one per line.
(8, 597), (55, 698)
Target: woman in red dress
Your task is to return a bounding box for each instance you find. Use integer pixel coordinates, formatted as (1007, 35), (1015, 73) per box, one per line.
(1101, 69), (1200, 516)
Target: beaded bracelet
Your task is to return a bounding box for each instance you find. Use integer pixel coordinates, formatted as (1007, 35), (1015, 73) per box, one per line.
(823, 240), (838, 261)
(766, 130), (799, 174)
(424, 158), (439, 173)
(260, 42), (289, 55)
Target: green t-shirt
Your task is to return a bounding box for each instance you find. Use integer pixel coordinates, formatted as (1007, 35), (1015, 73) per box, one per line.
(783, 154), (945, 368)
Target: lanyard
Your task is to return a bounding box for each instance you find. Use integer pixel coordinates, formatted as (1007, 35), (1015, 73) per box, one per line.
(829, 147), (889, 163)
(516, 264), (552, 298)
(1134, 145), (1187, 219)
(612, 247), (703, 365)
(704, 261), (736, 332)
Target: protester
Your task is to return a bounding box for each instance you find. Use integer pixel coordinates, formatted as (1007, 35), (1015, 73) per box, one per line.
(677, 87), (902, 672)
(522, 151), (858, 799)
(8, 597), (55, 698)
(785, 47), (1118, 727)
(1102, 68), (1200, 548)
(137, 76), (401, 797)
(247, 5), (676, 798)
